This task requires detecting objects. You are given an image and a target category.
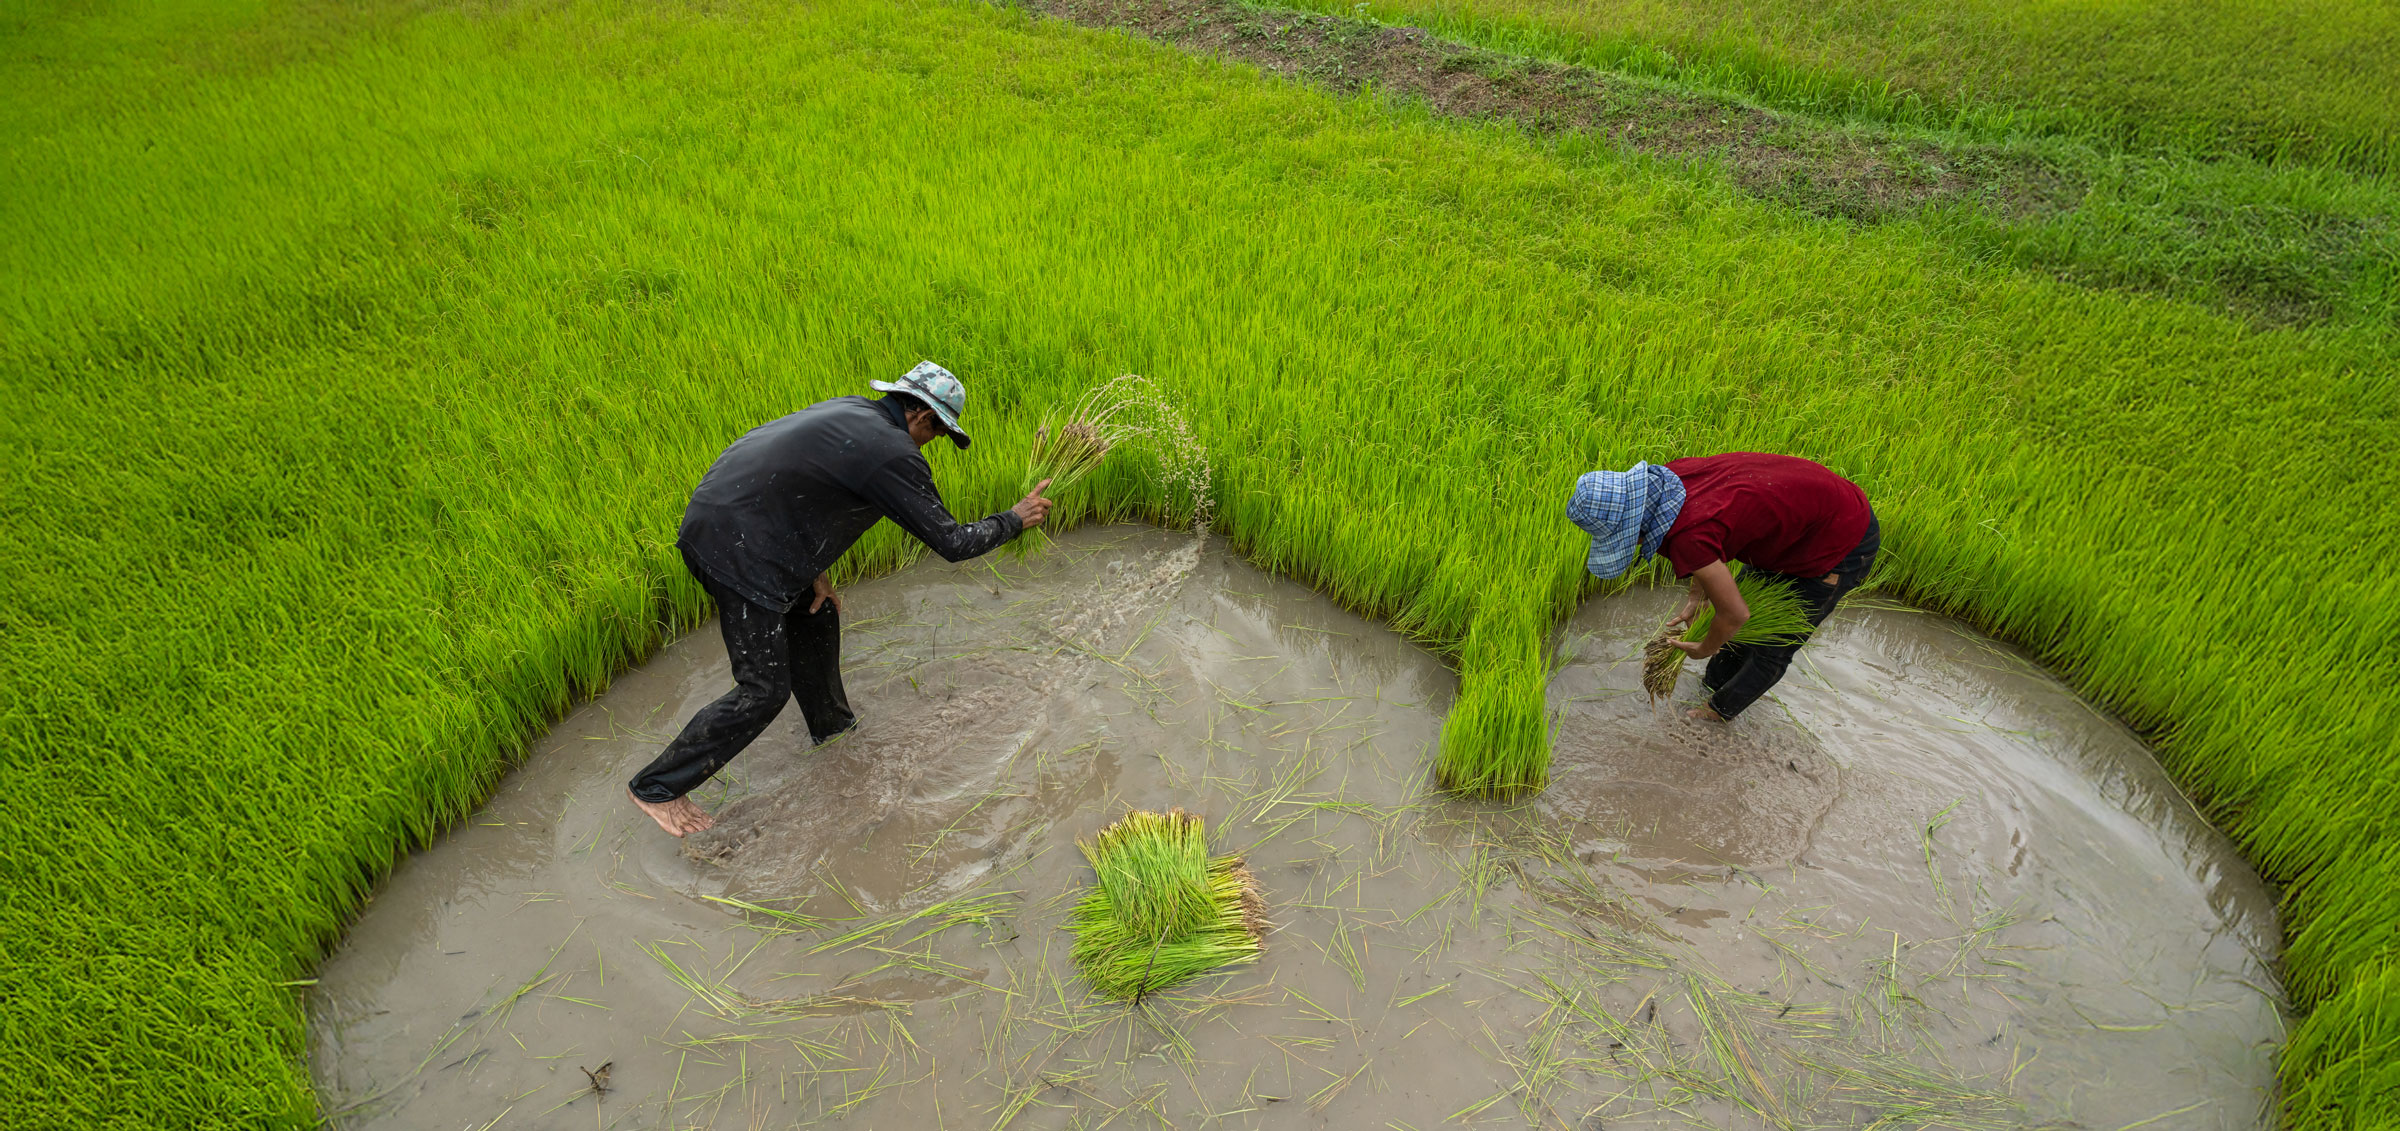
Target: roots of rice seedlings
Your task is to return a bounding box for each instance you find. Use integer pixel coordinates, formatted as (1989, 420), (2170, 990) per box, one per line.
(1640, 631), (1684, 703)
(1643, 571), (1816, 703)
(1070, 809), (1267, 999)
(1027, 418), (1118, 494)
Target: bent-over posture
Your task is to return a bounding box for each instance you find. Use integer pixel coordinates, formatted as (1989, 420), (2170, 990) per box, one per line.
(1567, 452), (1879, 723)
(628, 362), (1053, 836)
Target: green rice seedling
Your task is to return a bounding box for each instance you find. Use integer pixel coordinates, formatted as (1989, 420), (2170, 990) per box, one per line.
(1080, 808), (1213, 940)
(1070, 810), (1267, 998)
(1640, 572), (1816, 703)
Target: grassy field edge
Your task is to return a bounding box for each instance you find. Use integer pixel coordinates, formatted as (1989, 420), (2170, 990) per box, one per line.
(1263, 0), (2400, 180)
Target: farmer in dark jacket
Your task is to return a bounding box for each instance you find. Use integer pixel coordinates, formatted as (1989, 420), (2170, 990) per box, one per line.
(1567, 452), (1879, 724)
(629, 362), (1053, 836)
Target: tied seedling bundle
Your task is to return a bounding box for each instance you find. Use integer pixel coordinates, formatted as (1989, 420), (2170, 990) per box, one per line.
(1069, 809), (1265, 999)
(1643, 572), (1815, 702)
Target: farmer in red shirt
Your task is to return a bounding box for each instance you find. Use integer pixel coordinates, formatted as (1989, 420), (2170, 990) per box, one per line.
(1566, 453), (1880, 723)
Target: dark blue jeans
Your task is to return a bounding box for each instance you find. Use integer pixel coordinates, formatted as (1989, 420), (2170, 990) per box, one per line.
(1702, 512), (1881, 720)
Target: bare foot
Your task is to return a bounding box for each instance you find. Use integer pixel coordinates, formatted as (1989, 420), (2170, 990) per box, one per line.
(628, 788), (715, 837)
(1686, 705), (1726, 723)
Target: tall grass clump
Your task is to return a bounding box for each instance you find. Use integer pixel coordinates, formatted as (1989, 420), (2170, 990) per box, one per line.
(1069, 810), (1267, 998)
(1641, 572), (1814, 702)
(3, 0), (2396, 1125)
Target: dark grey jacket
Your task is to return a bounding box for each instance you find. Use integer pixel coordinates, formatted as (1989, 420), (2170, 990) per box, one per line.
(677, 396), (1022, 613)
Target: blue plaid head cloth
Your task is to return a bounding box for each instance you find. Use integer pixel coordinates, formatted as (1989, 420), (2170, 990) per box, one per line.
(1565, 462), (1686, 578)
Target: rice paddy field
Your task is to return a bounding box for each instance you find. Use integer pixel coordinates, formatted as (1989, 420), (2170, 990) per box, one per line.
(0, 0), (2394, 1127)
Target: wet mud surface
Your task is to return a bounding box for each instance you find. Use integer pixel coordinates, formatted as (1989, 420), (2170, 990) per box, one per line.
(311, 526), (2281, 1129)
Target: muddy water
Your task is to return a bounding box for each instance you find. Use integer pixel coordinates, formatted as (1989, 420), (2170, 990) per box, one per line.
(311, 526), (2281, 1130)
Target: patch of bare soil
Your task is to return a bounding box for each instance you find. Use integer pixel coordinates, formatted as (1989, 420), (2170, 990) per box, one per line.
(1024, 0), (2072, 222)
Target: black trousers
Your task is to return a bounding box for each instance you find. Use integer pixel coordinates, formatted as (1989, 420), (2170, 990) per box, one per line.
(1701, 512), (1881, 721)
(628, 564), (855, 803)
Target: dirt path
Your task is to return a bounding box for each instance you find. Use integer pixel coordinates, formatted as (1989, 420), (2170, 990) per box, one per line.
(1022, 0), (2067, 222)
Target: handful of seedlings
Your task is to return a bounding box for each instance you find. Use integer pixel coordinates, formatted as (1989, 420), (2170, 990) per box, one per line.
(1069, 809), (1266, 999)
(1024, 375), (1148, 496)
(1643, 571), (1816, 702)
(1021, 373), (1217, 529)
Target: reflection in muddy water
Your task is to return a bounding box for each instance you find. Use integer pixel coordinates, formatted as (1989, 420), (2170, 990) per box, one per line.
(311, 527), (2281, 1129)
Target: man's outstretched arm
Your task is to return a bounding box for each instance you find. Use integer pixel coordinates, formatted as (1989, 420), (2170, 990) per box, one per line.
(861, 456), (1050, 562)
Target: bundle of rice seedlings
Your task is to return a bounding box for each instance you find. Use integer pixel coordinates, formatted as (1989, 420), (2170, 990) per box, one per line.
(1642, 571), (1816, 703)
(1017, 373), (1217, 539)
(1069, 809), (1266, 999)
(1026, 417), (1116, 494)
(1023, 374), (1150, 496)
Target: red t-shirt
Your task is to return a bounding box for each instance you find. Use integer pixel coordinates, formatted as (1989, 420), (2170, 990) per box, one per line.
(1660, 453), (1871, 579)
